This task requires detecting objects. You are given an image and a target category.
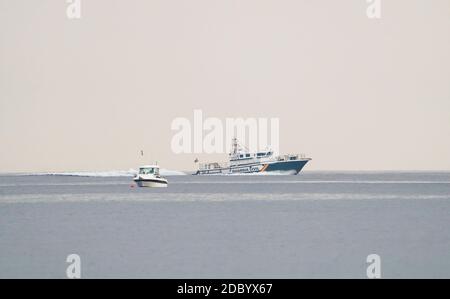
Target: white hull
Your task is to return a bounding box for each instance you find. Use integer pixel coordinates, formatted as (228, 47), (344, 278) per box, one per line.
(135, 180), (167, 188)
(134, 176), (168, 188)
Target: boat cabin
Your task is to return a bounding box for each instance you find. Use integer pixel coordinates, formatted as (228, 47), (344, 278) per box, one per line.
(138, 165), (160, 176)
(229, 150), (274, 161)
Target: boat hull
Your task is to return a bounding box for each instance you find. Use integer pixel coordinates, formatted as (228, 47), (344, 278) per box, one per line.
(134, 178), (168, 187)
(194, 159), (310, 175)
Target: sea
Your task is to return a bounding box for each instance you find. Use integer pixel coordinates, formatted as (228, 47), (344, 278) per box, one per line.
(0, 171), (449, 278)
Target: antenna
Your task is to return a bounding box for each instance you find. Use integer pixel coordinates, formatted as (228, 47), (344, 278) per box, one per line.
(232, 137), (238, 154)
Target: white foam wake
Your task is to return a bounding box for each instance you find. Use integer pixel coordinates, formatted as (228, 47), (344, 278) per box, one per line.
(29, 168), (186, 177)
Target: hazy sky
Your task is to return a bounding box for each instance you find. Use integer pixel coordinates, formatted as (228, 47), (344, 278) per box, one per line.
(1, 0), (449, 172)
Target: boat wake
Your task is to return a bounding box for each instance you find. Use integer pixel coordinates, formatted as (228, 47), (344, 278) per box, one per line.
(28, 169), (187, 177)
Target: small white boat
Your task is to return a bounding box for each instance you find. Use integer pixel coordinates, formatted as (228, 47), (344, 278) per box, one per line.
(133, 165), (168, 188)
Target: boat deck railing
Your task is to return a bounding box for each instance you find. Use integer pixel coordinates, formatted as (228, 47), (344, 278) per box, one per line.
(276, 154), (310, 161)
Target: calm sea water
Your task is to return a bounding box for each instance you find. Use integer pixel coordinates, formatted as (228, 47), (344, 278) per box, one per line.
(1, 171), (450, 278)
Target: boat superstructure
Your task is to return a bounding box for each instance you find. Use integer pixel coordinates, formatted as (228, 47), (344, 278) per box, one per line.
(194, 138), (311, 175)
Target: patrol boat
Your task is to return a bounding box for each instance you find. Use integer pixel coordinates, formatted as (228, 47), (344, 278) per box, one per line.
(133, 165), (168, 187)
(194, 138), (311, 175)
